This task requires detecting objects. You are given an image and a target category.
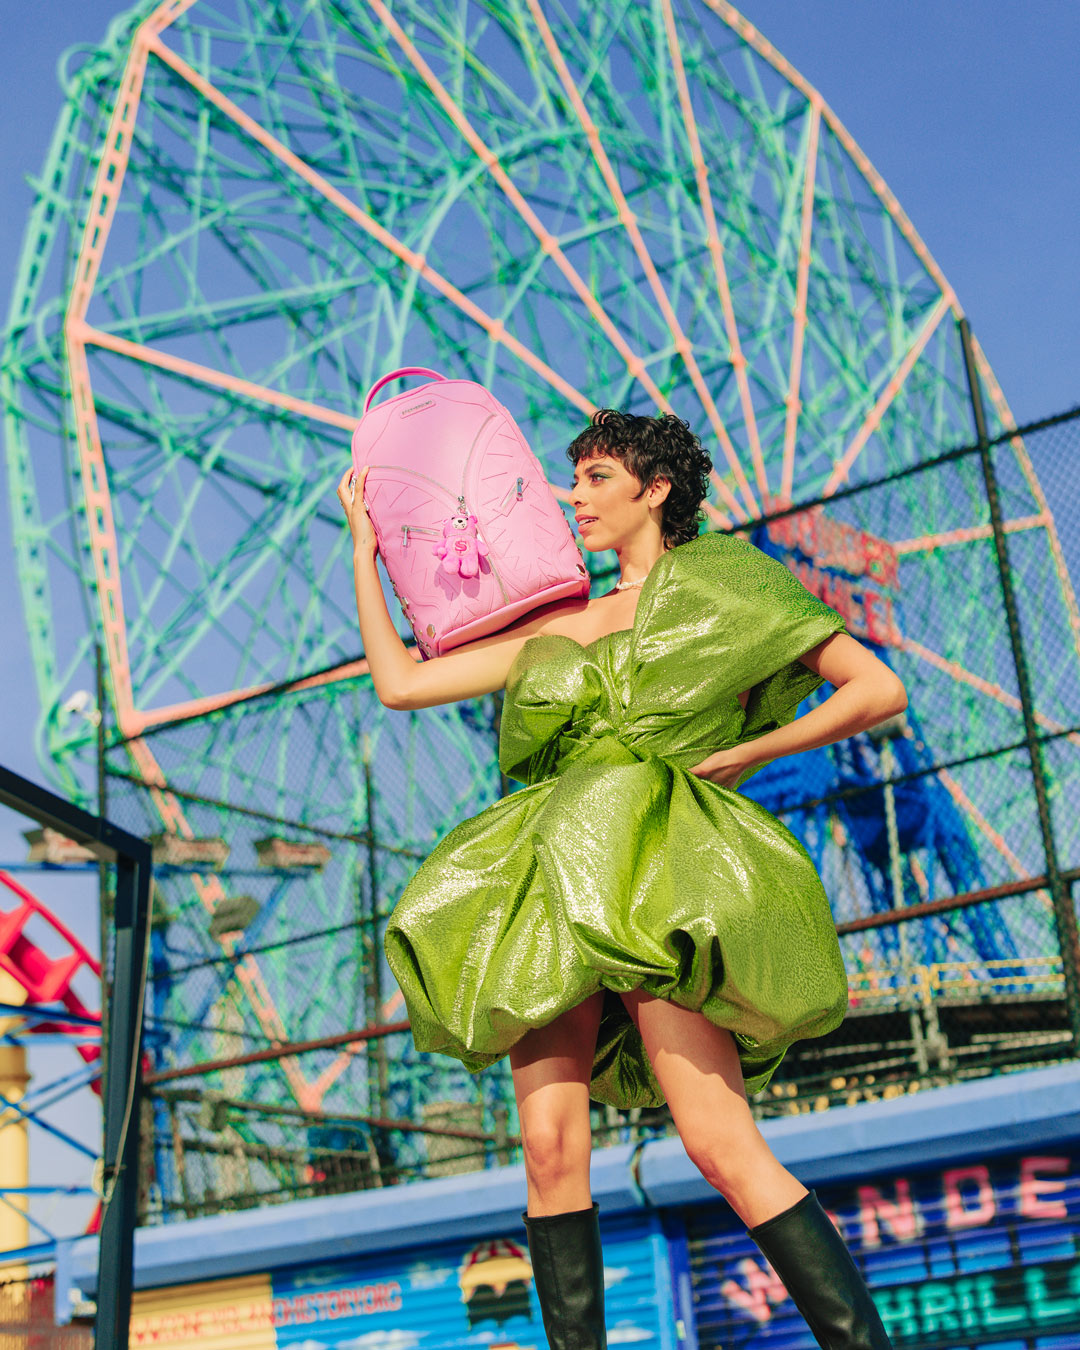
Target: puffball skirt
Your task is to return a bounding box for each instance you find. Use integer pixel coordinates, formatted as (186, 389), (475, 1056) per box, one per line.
(383, 531), (850, 1109)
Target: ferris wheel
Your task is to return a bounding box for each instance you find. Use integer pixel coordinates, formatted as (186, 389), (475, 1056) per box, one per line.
(4, 0), (1078, 1214)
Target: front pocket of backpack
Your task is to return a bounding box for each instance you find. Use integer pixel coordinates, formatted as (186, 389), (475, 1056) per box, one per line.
(400, 522), (442, 551)
(488, 475), (527, 521)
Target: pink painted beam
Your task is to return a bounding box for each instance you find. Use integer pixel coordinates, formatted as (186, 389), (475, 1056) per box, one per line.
(904, 636), (1080, 749)
(63, 14), (167, 730)
(969, 334), (1080, 661)
(128, 656), (398, 735)
(149, 34), (594, 420)
(364, 0), (752, 524)
(781, 99), (822, 508)
(658, 0), (768, 504)
(65, 335), (136, 723)
(823, 293), (953, 496)
(703, 0), (960, 313)
(893, 514), (1048, 554)
(936, 767), (1045, 889)
(523, 0), (760, 520)
(123, 734), (321, 1104)
(76, 321), (360, 432)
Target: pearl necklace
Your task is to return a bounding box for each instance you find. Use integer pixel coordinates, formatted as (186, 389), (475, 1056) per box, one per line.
(613, 577), (646, 590)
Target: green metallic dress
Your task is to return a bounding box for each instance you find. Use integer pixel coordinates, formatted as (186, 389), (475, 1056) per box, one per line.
(383, 531), (850, 1108)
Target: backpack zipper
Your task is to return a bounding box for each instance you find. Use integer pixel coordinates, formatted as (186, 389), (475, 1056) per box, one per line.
(498, 476), (525, 510)
(400, 523), (442, 549)
(405, 477), (522, 555)
(372, 423), (515, 601)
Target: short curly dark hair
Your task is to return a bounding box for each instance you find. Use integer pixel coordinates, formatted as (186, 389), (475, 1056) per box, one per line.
(565, 409), (712, 550)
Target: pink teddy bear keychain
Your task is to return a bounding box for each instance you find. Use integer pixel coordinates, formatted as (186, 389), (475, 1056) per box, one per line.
(432, 512), (489, 578)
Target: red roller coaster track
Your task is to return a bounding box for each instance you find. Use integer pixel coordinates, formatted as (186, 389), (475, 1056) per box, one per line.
(0, 870), (104, 1235)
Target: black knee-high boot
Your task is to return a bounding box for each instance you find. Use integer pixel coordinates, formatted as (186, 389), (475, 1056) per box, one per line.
(522, 1200), (607, 1349)
(747, 1189), (893, 1349)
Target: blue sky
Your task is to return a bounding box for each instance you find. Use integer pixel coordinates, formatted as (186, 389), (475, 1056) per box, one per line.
(1, 0), (1078, 1243)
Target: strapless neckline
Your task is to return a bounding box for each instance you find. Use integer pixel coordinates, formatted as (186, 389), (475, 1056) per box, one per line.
(521, 626), (632, 656)
(516, 548), (674, 663)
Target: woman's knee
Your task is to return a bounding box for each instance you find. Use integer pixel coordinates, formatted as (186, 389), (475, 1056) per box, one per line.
(680, 1106), (768, 1195)
(511, 1049), (595, 1189)
(519, 1111), (592, 1187)
(509, 993), (603, 1189)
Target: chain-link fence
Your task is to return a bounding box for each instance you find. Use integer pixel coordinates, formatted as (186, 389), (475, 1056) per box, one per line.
(98, 386), (1080, 1222)
(751, 394), (1080, 1117)
(0, 1271), (92, 1349)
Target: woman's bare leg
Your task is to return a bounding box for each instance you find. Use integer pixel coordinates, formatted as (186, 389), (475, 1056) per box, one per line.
(511, 989), (605, 1217)
(618, 988), (806, 1227)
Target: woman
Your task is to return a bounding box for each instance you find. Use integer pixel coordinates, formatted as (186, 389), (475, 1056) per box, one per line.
(336, 409), (902, 1350)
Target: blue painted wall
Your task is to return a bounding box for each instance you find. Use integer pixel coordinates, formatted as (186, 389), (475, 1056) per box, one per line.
(58, 1059), (1080, 1344)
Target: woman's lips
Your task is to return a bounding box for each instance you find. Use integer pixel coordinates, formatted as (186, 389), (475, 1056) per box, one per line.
(578, 518), (597, 530)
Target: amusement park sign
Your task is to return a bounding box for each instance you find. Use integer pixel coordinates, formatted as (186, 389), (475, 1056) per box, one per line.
(757, 505), (903, 650)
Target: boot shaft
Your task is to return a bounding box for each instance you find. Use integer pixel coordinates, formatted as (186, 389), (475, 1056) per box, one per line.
(748, 1189), (893, 1350)
(522, 1201), (607, 1350)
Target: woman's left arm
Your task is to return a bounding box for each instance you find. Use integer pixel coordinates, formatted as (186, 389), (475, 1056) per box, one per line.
(689, 633), (908, 788)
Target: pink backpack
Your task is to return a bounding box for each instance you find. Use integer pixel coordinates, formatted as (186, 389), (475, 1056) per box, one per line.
(351, 368), (590, 660)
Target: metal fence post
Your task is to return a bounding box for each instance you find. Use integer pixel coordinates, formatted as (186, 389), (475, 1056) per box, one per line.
(0, 766), (152, 1350)
(95, 846), (152, 1350)
(959, 317), (1080, 1053)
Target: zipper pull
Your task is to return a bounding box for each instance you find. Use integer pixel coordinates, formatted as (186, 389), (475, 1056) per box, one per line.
(401, 524), (410, 549)
(515, 476), (523, 500)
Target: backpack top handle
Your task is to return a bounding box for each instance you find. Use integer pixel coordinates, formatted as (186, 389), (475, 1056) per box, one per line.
(363, 367), (447, 416)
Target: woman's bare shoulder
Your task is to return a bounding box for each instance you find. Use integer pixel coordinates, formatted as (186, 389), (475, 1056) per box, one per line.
(502, 595), (594, 642)
(390, 596), (592, 711)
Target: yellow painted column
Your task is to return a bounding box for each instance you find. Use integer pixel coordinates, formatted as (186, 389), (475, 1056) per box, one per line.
(130, 1274), (275, 1347)
(0, 969), (31, 1307)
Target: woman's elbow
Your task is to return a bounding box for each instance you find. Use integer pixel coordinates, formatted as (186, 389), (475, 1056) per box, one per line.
(845, 671), (906, 725)
(380, 680), (410, 712)
(376, 678), (411, 711)
(877, 673), (908, 718)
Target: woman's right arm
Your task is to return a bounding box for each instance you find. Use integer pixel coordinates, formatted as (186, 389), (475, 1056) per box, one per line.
(339, 466), (561, 711)
(351, 546), (546, 710)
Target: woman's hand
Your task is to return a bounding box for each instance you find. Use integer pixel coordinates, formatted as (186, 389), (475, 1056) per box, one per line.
(337, 465), (378, 558)
(687, 745), (755, 788)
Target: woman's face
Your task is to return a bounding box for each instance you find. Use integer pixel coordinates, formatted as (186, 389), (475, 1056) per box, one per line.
(569, 451), (666, 549)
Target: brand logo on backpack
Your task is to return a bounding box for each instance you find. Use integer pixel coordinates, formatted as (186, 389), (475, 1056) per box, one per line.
(400, 399), (436, 418)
